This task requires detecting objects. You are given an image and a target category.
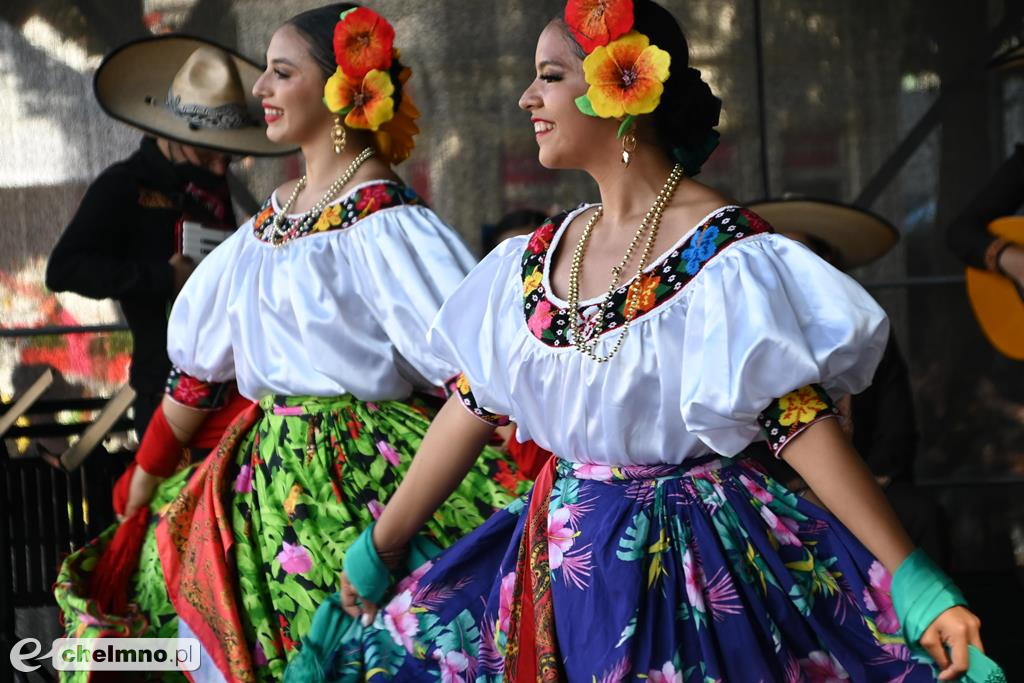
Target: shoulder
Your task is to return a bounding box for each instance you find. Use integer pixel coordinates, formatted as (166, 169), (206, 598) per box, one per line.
(86, 158), (144, 196)
(658, 205), (776, 286)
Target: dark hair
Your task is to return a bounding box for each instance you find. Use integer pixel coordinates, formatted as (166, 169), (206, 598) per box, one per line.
(285, 3), (406, 107)
(557, 0), (722, 174)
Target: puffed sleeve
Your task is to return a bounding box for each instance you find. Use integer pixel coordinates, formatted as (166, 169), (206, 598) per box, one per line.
(428, 236), (526, 422)
(166, 223), (245, 383)
(345, 205), (478, 391)
(680, 234), (889, 456)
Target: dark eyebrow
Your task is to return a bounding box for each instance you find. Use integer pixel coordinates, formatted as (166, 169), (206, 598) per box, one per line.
(538, 59), (566, 70)
(269, 58), (297, 68)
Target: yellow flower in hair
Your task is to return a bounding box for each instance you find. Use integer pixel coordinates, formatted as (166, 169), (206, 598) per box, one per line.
(582, 31), (670, 118)
(324, 67), (395, 131)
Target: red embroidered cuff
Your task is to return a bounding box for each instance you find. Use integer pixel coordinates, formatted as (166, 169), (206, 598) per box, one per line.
(446, 373), (510, 426)
(758, 384), (839, 458)
(165, 367), (231, 410)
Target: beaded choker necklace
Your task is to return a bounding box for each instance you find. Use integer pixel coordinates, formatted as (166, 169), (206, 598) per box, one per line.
(264, 147), (375, 246)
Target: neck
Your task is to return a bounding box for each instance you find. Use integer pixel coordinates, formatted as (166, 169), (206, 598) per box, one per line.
(300, 139), (366, 189)
(588, 146), (676, 225)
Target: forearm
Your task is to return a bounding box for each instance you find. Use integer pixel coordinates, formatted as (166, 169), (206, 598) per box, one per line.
(781, 418), (914, 572)
(372, 395), (496, 552)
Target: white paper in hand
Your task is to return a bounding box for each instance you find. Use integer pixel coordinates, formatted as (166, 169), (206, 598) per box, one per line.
(182, 221), (230, 262)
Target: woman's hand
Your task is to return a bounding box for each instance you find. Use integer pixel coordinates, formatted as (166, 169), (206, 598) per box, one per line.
(339, 571), (378, 625)
(920, 606), (984, 681)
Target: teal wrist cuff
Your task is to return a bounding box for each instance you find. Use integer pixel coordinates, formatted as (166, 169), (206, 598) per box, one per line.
(891, 548), (965, 644)
(342, 523), (390, 605)
(891, 549), (1007, 682)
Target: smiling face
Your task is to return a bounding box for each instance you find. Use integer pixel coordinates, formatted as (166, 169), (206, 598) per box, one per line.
(251, 24), (333, 147)
(518, 21), (618, 170)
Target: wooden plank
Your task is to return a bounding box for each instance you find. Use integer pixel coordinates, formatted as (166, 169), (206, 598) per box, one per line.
(60, 385), (135, 471)
(0, 368), (53, 440)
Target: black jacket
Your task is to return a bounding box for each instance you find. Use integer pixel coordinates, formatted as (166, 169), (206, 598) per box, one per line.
(46, 137), (235, 396)
(946, 143), (1024, 270)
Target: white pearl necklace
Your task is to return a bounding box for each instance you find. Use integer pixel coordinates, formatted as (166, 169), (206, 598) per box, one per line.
(265, 147), (376, 245)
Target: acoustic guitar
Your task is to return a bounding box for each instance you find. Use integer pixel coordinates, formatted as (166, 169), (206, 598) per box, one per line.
(965, 217), (1024, 360)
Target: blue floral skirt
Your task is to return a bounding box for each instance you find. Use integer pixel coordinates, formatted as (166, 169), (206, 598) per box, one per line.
(320, 455), (939, 681)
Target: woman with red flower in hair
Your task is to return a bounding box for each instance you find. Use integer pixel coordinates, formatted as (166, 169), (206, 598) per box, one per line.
(52, 5), (528, 681)
(320, 1), (1001, 681)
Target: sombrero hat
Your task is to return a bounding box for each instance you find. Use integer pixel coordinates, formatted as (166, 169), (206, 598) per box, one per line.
(746, 197), (899, 270)
(988, 43), (1024, 72)
(94, 35), (295, 157)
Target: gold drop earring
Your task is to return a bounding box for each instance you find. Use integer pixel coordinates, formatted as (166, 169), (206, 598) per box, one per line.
(331, 115), (347, 155)
(620, 126), (638, 167)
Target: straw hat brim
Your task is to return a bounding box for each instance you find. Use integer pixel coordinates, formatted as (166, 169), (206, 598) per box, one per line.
(746, 198), (899, 269)
(94, 35), (296, 157)
(988, 44), (1024, 72)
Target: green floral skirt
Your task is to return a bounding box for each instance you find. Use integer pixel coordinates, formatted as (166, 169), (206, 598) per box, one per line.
(54, 394), (528, 681)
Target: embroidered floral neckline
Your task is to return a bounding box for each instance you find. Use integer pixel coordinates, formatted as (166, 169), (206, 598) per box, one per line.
(521, 205), (772, 347)
(252, 179), (424, 245)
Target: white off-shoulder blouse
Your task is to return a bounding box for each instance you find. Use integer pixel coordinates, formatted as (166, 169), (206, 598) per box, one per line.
(429, 204), (889, 466)
(167, 180), (473, 403)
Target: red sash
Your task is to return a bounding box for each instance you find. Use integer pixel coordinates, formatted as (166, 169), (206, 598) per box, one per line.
(504, 457), (563, 681)
(155, 403), (261, 682)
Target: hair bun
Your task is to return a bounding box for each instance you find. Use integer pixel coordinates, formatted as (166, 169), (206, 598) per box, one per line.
(653, 66), (721, 175)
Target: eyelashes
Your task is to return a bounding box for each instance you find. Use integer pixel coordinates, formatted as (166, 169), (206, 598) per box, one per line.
(539, 73), (563, 82)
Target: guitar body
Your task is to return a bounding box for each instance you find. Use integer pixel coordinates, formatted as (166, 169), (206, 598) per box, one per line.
(965, 217), (1024, 360)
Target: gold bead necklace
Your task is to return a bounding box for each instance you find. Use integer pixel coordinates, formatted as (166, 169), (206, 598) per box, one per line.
(266, 147), (376, 245)
(566, 163), (684, 362)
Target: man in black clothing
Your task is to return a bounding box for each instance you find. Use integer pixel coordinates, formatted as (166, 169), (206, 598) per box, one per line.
(45, 36), (294, 436)
(46, 137), (235, 435)
(946, 143), (1024, 290)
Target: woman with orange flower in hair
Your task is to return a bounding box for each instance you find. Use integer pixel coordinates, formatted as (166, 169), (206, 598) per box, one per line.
(52, 5), (528, 681)
(314, 1), (1003, 681)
